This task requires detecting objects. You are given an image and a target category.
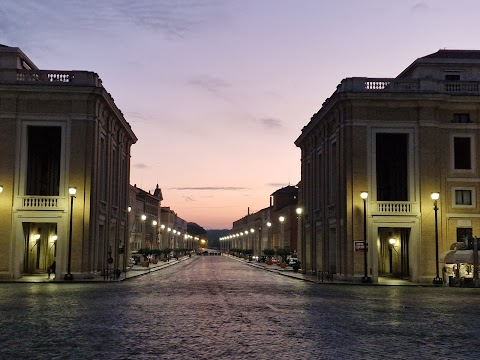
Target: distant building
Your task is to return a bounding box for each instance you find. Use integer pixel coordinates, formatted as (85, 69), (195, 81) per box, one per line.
(0, 45), (136, 279)
(128, 184), (162, 258)
(295, 50), (480, 283)
(226, 185), (299, 258)
(159, 207), (188, 250)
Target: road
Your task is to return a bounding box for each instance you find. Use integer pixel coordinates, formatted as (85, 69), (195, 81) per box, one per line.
(0, 255), (479, 359)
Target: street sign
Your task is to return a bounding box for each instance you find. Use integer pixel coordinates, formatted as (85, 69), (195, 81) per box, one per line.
(354, 241), (368, 252)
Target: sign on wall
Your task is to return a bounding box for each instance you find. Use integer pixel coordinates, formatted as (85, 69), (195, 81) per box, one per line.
(354, 241), (367, 252)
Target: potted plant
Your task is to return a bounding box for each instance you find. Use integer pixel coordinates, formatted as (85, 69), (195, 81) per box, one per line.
(138, 248), (150, 267)
(263, 249), (275, 265)
(276, 248), (291, 268)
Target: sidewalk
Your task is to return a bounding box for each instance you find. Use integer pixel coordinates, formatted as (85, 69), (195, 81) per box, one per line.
(0, 256), (192, 283)
(226, 254), (428, 286)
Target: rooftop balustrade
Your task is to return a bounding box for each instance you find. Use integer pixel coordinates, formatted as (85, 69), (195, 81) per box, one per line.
(337, 77), (480, 95)
(0, 69), (102, 87)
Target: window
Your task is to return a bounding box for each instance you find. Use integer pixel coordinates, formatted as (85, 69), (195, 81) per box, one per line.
(453, 113), (470, 123)
(329, 142), (337, 203)
(457, 228), (472, 243)
(26, 126), (61, 196)
(453, 137), (472, 170)
(455, 189), (472, 205)
(445, 74), (460, 81)
(452, 187), (475, 208)
(100, 137), (107, 201)
(376, 133), (409, 201)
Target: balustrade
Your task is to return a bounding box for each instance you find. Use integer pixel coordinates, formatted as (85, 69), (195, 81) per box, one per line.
(374, 201), (415, 214)
(20, 196), (60, 209)
(0, 69), (101, 86)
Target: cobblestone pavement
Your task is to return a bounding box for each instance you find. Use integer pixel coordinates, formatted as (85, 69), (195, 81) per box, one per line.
(1, 255), (479, 360)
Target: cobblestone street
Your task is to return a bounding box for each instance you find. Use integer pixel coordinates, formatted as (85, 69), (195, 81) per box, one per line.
(1, 255), (479, 359)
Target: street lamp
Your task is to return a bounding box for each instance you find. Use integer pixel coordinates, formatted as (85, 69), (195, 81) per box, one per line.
(279, 216), (285, 249)
(431, 192), (443, 285)
(250, 228), (254, 251)
(296, 207), (303, 272)
(64, 187), (76, 281)
(266, 221), (272, 250)
(151, 220), (158, 249)
(140, 214), (146, 250)
(360, 191), (371, 283)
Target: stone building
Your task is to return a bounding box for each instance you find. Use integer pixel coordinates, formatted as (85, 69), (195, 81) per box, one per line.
(159, 207), (188, 250)
(295, 50), (480, 283)
(0, 45), (136, 280)
(226, 185), (299, 258)
(128, 184), (162, 258)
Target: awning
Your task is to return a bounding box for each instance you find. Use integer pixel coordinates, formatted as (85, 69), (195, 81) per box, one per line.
(440, 250), (456, 264)
(453, 250), (480, 264)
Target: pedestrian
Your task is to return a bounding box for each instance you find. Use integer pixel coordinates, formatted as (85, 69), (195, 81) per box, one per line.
(47, 260), (56, 278)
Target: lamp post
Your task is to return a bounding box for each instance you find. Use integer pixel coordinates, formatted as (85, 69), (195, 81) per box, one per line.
(296, 207), (303, 272)
(152, 220), (158, 250)
(266, 221), (272, 251)
(360, 191), (371, 283)
(64, 187), (76, 281)
(279, 216), (285, 249)
(431, 192), (443, 285)
(250, 228), (254, 253)
(160, 224), (165, 249)
(140, 214), (146, 250)
(389, 238), (396, 273)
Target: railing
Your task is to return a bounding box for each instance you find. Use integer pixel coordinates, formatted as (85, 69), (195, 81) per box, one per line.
(338, 77), (480, 95)
(17, 196), (64, 210)
(444, 82), (480, 93)
(373, 201), (418, 215)
(0, 69), (102, 87)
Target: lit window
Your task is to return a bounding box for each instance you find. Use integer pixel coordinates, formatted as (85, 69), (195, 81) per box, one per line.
(452, 187), (475, 209)
(455, 190), (472, 205)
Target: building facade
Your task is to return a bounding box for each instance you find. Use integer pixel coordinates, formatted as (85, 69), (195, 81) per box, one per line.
(295, 50), (480, 283)
(128, 184), (162, 258)
(0, 45), (136, 280)
(159, 207), (188, 250)
(225, 185), (299, 258)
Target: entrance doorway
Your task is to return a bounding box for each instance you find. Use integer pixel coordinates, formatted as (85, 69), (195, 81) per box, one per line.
(22, 222), (57, 274)
(378, 227), (410, 279)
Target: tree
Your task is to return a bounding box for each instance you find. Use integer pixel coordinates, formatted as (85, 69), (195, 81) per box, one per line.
(263, 249), (275, 257)
(275, 248), (291, 262)
(188, 222), (207, 237)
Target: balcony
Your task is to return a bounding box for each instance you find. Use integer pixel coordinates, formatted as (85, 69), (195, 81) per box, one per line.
(15, 196), (68, 211)
(372, 201), (419, 216)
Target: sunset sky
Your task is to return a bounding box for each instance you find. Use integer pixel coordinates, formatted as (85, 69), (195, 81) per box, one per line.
(2, 0), (480, 229)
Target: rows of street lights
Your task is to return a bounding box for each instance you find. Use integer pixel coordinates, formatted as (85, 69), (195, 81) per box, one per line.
(127, 207), (199, 251)
(221, 214), (292, 251)
(8, 182), (443, 283)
